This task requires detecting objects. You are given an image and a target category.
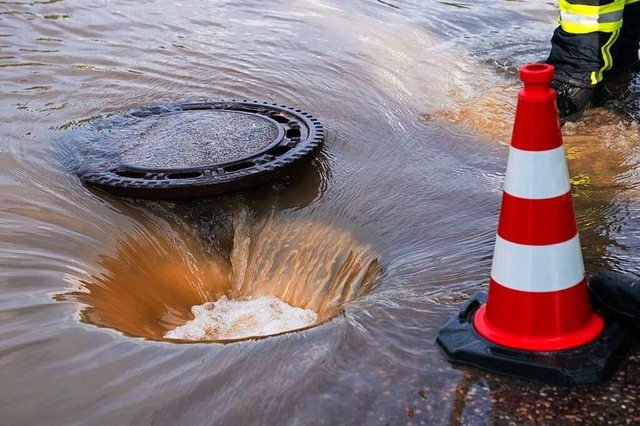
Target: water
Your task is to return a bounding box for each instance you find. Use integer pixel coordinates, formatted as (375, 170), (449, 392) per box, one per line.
(2, 0), (640, 424)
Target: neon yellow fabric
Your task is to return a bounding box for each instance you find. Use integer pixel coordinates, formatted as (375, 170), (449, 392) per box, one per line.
(559, 19), (621, 34)
(558, 0), (625, 33)
(560, 0), (625, 16)
(590, 29), (620, 84)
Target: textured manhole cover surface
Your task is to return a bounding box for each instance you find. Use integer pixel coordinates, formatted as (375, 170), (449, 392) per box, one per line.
(117, 110), (281, 168)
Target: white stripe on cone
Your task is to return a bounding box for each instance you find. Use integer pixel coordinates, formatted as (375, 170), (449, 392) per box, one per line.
(504, 146), (571, 199)
(491, 234), (585, 292)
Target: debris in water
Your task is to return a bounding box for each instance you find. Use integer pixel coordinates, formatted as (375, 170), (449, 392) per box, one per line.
(164, 296), (318, 341)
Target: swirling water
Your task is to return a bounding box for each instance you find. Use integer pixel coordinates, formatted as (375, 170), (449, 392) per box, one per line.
(2, 0), (640, 424)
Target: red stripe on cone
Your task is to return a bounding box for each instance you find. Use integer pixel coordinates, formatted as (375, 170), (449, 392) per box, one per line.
(510, 99), (562, 152)
(474, 278), (604, 351)
(498, 191), (577, 245)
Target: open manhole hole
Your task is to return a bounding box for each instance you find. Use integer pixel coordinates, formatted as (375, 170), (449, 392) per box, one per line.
(62, 216), (380, 343)
(69, 100), (324, 199)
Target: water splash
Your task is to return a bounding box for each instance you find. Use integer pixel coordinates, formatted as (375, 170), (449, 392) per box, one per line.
(231, 215), (381, 322)
(164, 296), (318, 341)
(230, 206), (251, 295)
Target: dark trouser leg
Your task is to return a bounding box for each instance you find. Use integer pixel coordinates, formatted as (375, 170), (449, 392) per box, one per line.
(548, 29), (618, 87)
(611, 0), (640, 70)
(547, 0), (625, 87)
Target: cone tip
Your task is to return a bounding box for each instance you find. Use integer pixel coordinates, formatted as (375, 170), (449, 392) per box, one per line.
(519, 63), (554, 84)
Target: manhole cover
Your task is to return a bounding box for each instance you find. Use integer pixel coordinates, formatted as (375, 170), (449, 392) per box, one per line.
(71, 100), (324, 199)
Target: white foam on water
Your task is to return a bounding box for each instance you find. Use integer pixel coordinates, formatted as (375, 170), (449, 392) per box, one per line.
(164, 296), (318, 341)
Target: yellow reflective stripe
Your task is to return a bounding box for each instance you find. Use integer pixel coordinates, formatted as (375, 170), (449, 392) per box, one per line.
(626, 0), (640, 4)
(590, 29), (620, 84)
(559, 18), (622, 34)
(559, 0), (625, 16)
(558, 0), (625, 33)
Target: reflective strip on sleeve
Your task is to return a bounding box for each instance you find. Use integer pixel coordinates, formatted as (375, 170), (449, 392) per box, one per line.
(558, 0), (625, 33)
(591, 29), (621, 84)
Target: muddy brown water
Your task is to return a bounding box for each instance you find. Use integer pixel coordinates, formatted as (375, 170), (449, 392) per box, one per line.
(2, 0), (640, 424)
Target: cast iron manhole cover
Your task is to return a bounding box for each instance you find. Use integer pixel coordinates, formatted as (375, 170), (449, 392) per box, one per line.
(70, 100), (324, 199)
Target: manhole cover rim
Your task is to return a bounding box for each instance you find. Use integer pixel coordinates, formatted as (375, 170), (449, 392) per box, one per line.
(76, 100), (325, 199)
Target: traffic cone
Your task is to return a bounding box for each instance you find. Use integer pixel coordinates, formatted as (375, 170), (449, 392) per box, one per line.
(474, 63), (603, 351)
(436, 63), (632, 386)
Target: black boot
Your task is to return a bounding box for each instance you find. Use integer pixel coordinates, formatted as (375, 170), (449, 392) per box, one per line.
(550, 80), (605, 123)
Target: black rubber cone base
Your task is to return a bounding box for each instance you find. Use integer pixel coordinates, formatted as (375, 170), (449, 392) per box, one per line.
(436, 291), (634, 386)
(589, 271), (640, 327)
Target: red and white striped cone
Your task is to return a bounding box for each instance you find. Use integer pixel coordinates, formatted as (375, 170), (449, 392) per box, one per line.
(436, 63), (632, 386)
(472, 63), (604, 351)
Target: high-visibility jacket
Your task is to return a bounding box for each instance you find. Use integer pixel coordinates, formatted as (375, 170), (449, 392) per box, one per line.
(547, 0), (640, 87)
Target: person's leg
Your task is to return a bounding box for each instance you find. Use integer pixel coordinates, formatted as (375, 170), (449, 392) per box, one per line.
(546, 0), (626, 121)
(611, 0), (640, 71)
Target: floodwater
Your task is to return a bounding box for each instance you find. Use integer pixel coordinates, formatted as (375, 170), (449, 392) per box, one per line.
(2, 0), (640, 424)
